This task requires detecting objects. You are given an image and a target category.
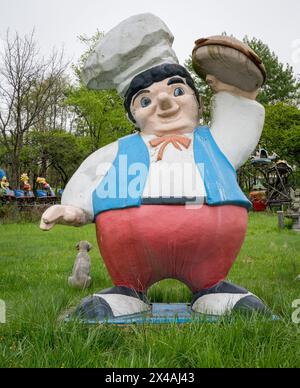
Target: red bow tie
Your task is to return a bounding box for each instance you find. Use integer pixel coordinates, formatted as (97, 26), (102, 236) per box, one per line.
(149, 135), (192, 161)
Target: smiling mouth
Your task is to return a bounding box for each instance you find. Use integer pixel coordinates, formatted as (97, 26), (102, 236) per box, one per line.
(160, 118), (180, 126)
(158, 111), (181, 123)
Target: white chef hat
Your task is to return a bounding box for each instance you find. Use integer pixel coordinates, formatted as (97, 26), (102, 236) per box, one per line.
(81, 13), (179, 97)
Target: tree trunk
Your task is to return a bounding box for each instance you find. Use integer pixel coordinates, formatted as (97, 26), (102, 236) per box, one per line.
(11, 153), (21, 188)
(40, 151), (48, 178)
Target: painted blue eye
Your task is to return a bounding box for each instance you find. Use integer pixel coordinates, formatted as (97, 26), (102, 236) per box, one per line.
(174, 87), (185, 97)
(141, 97), (152, 108)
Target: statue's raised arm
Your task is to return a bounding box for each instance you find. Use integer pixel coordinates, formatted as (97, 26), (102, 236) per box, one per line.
(192, 35), (266, 169)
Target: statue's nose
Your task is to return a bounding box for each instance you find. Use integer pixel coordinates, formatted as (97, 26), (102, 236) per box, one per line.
(157, 92), (175, 111)
(157, 92), (180, 118)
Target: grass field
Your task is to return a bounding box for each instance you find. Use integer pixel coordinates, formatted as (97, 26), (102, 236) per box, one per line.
(0, 213), (300, 368)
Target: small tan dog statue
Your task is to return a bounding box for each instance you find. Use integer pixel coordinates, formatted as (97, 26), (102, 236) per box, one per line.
(68, 241), (92, 289)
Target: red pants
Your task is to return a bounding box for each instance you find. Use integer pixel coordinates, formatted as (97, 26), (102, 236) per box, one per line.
(96, 205), (248, 293)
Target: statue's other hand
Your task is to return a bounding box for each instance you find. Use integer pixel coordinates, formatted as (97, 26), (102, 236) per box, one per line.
(40, 205), (88, 231)
(192, 36), (265, 101)
(206, 74), (260, 100)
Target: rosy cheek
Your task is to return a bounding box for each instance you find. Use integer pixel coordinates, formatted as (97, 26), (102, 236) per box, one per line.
(133, 103), (157, 123)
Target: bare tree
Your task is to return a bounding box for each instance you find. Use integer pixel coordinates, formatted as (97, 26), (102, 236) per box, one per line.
(0, 30), (68, 186)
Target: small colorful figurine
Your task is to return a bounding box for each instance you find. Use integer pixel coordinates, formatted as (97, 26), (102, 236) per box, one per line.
(20, 174), (32, 192)
(0, 176), (10, 194)
(0, 175), (15, 200)
(36, 177), (55, 197)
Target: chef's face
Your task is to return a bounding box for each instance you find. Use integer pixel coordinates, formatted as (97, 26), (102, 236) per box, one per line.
(131, 77), (201, 136)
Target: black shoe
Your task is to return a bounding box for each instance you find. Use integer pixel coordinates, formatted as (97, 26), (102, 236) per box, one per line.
(73, 286), (151, 321)
(191, 281), (271, 316)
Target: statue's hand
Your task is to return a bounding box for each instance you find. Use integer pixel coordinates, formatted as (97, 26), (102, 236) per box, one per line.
(206, 74), (260, 100)
(40, 205), (89, 231)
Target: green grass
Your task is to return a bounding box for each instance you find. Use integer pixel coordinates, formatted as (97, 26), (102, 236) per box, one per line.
(0, 213), (300, 368)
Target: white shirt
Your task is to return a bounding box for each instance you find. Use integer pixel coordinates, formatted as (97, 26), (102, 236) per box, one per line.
(141, 132), (206, 200)
(62, 92), (265, 221)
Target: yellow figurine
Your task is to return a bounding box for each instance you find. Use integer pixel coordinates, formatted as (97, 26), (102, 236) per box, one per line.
(1, 176), (10, 192)
(20, 173), (32, 192)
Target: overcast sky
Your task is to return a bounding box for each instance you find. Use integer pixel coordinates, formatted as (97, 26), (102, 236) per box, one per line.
(0, 0), (299, 74)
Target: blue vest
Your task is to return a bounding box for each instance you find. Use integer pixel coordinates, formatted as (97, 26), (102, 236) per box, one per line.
(92, 126), (252, 217)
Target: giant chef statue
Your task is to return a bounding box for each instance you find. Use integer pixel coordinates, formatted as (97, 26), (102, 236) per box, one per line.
(41, 14), (270, 320)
